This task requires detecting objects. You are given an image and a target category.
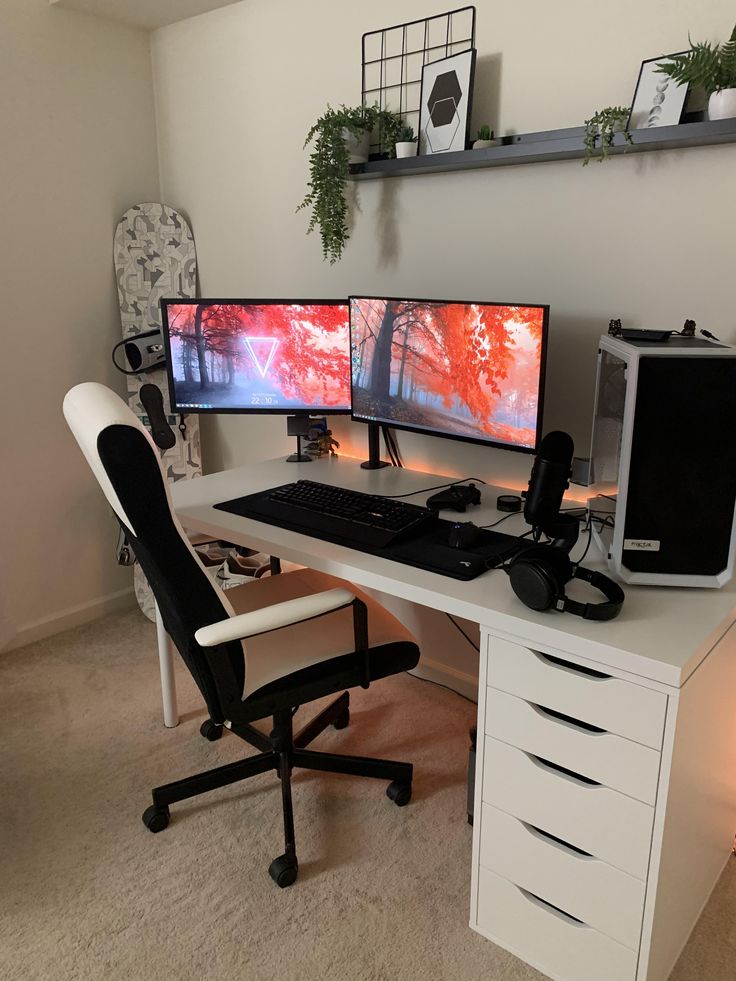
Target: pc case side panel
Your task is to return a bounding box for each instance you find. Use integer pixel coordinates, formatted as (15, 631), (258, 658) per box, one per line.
(589, 344), (629, 567)
(590, 346), (628, 492)
(622, 357), (736, 584)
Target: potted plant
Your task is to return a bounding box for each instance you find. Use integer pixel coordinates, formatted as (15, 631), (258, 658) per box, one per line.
(582, 107), (633, 164)
(473, 125), (499, 149)
(656, 23), (736, 120)
(298, 103), (403, 264)
(395, 124), (418, 158)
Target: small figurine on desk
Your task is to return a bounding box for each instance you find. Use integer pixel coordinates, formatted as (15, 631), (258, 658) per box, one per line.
(681, 318), (696, 337)
(608, 318), (623, 337)
(305, 426), (340, 458)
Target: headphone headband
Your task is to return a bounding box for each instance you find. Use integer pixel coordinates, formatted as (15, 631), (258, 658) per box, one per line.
(562, 565), (625, 621)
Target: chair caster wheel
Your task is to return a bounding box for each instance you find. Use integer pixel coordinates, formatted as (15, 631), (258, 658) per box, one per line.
(333, 709), (350, 730)
(142, 804), (170, 833)
(386, 781), (412, 806)
(200, 719), (223, 741)
(269, 854), (298, 888)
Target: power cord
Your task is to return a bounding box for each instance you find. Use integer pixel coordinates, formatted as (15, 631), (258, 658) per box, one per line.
(405, 669), (477, 704)
(445, 613), (480, 652)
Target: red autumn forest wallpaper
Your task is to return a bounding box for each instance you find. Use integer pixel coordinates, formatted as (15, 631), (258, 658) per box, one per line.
(165, 302), (351, 410)
(350, 299), (545, 448)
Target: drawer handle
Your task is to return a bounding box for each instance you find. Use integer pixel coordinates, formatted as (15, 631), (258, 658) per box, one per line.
(520, 820), (595, 860)
(533, 650), (611, 680)
(529, 701), (607, 735)
(516, 885), (588, 928)
(526, 752), (601, 787)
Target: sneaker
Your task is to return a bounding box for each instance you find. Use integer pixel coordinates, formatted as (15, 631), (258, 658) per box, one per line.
(217, 552), (270, 589)
(194, 542), (231, 567)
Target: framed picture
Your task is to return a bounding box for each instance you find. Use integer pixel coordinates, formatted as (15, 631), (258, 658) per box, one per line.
(629, 54), (689, 129)
(419, 48), (476, 154)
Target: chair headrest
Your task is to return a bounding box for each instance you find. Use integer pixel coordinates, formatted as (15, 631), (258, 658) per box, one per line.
(63, 382), (158, 535)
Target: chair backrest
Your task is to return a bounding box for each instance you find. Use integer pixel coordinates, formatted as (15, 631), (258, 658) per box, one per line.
(63, 383), (243, 721)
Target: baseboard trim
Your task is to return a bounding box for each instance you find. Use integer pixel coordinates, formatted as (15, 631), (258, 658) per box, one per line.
(410, 655), (479, 703)
(5, 587), (137, 652)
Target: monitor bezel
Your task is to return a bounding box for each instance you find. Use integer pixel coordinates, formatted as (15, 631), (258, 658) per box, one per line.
(348, 294), (549, 455)
(160, 297), (352, 415)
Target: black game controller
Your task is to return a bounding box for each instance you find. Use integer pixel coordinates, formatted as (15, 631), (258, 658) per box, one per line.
(426, 482), (482, 513)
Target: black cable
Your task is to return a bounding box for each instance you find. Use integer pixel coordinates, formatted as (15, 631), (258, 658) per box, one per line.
(445, 613), (480, 652)
(574, 521), (594, 566)
(378, 476), (488, 500)
(380, 425), (397, 466)
(701, 329), (721, 342)
(405, 670), (477, 704)
(479, 511), (521, 530)
(386, 427), (403, 467)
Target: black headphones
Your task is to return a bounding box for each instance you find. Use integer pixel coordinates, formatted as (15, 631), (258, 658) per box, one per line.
(507, 545), (624, 621)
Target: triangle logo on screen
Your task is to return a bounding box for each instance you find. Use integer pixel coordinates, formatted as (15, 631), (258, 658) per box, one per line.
(243, 337), (279, 378)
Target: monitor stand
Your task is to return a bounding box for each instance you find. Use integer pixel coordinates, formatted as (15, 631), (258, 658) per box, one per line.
(360, 422), (391, 470)
(285, 415), (313, 463)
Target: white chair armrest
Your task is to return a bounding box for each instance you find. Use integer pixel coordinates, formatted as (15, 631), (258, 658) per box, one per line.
(194, 588), (355, 647)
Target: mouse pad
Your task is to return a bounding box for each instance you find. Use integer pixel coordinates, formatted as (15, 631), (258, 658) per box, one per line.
(214, 490), (524, 581)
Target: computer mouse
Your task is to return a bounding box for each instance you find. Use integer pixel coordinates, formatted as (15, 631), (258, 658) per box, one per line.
(448, 521), (482, 549)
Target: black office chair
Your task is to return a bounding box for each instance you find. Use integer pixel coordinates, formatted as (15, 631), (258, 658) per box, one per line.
(63, 382), (420, 887)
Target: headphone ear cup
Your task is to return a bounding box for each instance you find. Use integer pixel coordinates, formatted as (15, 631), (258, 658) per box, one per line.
(508, 546), (574, 613)
(508, 558), (558, 611)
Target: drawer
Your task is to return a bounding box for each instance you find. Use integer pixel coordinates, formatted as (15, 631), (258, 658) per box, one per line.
(485, 687), (661, 805)
(479, 804), (646, 950)
(482, 736), (654, 878)
(476, 867), (637, 981)
(488, 636), (667, 749)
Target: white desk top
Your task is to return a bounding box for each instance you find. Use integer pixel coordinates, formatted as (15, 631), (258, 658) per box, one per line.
(172, 456), (736, 689)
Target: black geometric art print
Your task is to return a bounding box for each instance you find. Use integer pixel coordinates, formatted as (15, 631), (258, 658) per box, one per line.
(361, 6), (476, 156)
(419, 48), (476, 155)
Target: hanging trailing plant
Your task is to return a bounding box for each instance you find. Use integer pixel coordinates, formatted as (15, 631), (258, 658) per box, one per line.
(582, 106), (633, 164)
(297, 104), (403, 264)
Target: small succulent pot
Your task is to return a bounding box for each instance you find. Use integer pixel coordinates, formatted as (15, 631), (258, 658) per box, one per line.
(395, 140), (418, 158)
(472, 138), (500, 149)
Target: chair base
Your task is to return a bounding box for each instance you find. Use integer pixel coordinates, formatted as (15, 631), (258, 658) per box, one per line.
(144, 692), (413, 887)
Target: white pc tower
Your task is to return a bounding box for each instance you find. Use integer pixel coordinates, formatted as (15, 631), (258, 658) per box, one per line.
(588, 333), (736, 587)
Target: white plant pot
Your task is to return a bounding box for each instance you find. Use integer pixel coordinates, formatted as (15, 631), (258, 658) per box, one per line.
(708, 88), (736, 120)
(473, 138), (500, 149)
(342, 128), (371, 164)
(395, 141), (417, 158)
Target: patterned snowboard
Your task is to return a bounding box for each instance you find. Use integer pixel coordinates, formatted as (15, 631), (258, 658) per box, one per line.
(114, 203), (202, 619)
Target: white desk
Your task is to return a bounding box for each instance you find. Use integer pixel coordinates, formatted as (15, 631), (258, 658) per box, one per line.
(171, 455), (736, 981)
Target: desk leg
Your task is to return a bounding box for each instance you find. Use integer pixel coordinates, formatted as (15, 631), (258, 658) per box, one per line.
(155, 602), (179, 728)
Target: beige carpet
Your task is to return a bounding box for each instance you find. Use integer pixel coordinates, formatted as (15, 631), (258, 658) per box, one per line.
(1, 610), (734, 981)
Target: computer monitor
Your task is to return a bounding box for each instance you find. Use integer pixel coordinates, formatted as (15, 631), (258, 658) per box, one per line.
(349, 296), (548, 454)
(160, 299), (351, 414)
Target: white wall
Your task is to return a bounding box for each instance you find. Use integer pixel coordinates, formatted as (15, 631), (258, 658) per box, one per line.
(0, 0), (160, 649)
(152, 0), (736, 485)
(150, 0), (736, 692)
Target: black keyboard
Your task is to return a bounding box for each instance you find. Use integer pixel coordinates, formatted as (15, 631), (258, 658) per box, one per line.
(265, 479), (436, 548)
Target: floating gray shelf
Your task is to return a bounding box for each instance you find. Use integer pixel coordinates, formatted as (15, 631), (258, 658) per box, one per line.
(349, 118), (736, 180)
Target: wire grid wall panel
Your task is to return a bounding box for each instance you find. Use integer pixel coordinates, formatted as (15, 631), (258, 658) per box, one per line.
(361, 6), (476, 156)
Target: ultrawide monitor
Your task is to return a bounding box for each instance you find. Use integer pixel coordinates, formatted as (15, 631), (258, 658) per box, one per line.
(349, 296), (548, 452)
(161, 299), (351, 414)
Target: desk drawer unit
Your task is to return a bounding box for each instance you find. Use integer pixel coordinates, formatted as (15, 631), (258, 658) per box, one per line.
(487, 638), (667, 749)
(484, 687), (661, 805)
(479, 804), (646, 951)
(482, 736), (654, 878)
(477, 867), (638, 981)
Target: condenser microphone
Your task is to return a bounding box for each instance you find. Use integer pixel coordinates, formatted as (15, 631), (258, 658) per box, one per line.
(524, 431), (575, 534)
